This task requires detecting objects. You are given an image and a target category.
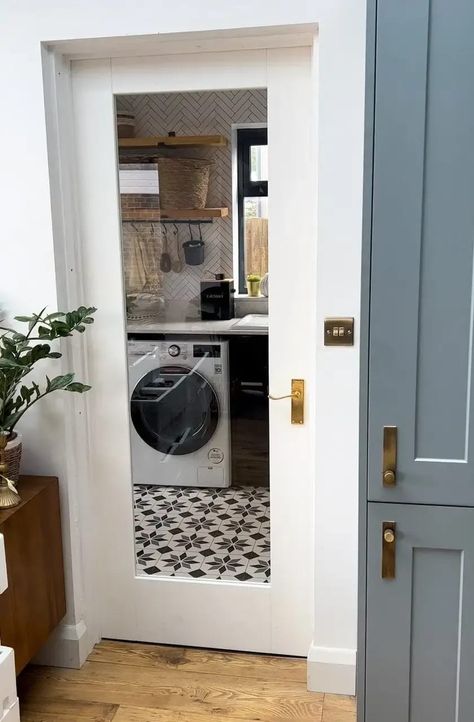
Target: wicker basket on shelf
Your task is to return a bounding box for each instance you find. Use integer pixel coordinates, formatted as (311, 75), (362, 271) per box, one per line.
(4, 433), (22, 483)
(157, 157), (212, 209)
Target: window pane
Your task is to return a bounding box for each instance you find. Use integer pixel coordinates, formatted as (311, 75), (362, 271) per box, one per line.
(250, 145), (268, 182)
(244, 196), (268, 284)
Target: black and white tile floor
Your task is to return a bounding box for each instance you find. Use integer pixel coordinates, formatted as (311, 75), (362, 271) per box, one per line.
(134, 485), (270, 583)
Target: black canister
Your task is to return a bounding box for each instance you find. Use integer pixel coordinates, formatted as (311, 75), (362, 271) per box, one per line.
(200, 274), (235, 320)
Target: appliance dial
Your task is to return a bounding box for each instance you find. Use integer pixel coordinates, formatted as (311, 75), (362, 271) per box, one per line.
(168, 344), (180, 357)
(208, 448), (224, 464)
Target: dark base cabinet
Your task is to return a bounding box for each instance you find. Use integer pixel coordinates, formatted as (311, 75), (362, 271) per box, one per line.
(365, 503), (474, 722)
(0, 476), (66, 673)
(229, 335), (269, 487)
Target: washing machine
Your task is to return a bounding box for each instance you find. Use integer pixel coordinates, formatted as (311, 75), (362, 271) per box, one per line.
(128, 339), (231, 487)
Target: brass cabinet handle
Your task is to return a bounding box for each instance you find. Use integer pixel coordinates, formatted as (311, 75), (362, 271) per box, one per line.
(268, 379), (304, 425)
(382, 522), (397, 579)
(383, 426), (397, 487)
(383, 469), (396, 486)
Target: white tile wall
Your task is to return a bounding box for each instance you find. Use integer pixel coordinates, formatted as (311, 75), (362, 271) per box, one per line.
(117, 89), (267, 317)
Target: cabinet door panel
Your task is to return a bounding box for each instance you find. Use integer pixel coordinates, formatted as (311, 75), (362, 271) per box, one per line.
(368, 0), (474, 506)
(366, 503), (474, 722)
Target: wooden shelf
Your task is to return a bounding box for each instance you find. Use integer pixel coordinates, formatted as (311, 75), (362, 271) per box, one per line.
(118, 134), (228, 149)
(121, 207), (229, 222)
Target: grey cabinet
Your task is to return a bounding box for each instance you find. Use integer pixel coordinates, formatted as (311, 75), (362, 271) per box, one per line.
(366, 503), (474, 722)
(368, 0), (474, 508)
(360, 0), (474, 720)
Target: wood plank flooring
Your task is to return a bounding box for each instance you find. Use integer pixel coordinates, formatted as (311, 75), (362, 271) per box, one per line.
(18, 640), (356, 721)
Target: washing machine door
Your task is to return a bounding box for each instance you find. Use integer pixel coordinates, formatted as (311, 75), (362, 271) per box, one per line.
(130, 365), (219, 456)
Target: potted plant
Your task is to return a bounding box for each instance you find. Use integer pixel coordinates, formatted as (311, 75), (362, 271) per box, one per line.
(0, 306), (96, 508)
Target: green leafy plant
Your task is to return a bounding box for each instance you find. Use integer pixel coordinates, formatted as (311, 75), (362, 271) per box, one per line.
(0, 306), (96, 436)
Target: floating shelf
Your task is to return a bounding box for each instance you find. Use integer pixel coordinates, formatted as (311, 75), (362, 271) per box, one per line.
(121, 207), (229, 222)
(118, 134), (228, 149)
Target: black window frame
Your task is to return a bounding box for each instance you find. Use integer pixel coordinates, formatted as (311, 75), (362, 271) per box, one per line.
(236, 127), (268, 294)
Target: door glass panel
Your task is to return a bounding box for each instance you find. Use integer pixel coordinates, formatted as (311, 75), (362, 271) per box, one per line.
(117, 89), (270, 584)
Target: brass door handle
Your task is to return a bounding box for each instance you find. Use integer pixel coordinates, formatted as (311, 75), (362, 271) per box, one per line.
(268, 391), (302, 401)
(383, 426), (397, 487)
(268, 379), (304, 425)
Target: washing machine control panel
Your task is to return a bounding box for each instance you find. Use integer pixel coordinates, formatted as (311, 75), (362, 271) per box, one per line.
(129, 341), (228, 371)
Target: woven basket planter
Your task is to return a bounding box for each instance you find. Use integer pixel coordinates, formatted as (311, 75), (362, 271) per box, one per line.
(4, 433), (22, 483)
(157, 157), (212, 209)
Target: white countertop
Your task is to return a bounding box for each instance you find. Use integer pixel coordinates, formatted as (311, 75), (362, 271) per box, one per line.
(127, 315), (268, 336)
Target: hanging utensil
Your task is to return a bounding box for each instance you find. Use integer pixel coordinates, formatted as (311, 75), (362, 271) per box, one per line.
(159, 223), (172, 273)
(171, 223), (183, 273)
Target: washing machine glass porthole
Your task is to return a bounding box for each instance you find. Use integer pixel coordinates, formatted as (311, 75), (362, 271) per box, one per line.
(130, 365), (219, 456)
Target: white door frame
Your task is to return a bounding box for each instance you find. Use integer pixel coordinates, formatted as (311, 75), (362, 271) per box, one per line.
(40, 18), (364, 695)
(41, 27), (318, 658)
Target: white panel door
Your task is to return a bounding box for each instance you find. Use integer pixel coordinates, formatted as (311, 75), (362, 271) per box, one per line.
(71, 46), (315, 655)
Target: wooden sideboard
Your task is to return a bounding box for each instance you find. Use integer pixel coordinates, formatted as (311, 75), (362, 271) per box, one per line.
(0, 476), (66, 673)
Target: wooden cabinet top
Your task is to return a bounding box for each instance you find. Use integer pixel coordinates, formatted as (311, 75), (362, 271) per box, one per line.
(0, 476), (58, 526)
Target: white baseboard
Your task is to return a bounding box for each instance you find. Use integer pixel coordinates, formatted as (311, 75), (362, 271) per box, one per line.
(33, 621), (94, 669)
(307, 644), (356, 695)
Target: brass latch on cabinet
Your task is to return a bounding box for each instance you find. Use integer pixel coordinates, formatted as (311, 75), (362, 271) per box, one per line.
(382, 521), (397, 579)
(383, 426), (397, 486)
(269, 379), (304, 425)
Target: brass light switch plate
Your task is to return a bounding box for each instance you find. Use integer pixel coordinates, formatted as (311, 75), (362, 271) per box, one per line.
(324, 317), (354, 346)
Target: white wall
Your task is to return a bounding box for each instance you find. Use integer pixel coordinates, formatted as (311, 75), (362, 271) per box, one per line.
(0, 0), (366, 694)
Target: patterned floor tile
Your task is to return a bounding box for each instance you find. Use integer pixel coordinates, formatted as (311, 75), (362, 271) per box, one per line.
(133, 485), (270, 583)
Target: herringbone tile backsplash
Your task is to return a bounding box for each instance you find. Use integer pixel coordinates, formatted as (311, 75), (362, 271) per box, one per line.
(117, 89), (267, 318)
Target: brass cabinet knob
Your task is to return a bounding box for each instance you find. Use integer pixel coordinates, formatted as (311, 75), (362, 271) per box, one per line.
(384, 528), (395, 544)
(383, 469), (396, 486)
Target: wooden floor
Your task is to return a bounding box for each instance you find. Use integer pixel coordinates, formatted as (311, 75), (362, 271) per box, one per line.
(18, 640), (356, 721)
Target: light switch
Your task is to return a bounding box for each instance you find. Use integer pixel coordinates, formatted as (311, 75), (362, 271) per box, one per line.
(324, 317), (354, 346)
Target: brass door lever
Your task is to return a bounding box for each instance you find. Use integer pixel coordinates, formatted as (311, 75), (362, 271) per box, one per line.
(268, 390), (302, 401)
(268, 379), (304, 425)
